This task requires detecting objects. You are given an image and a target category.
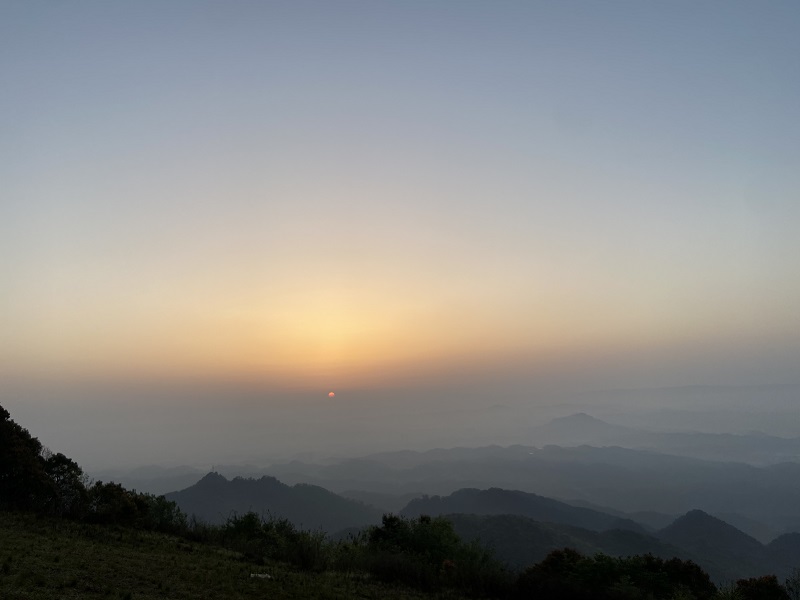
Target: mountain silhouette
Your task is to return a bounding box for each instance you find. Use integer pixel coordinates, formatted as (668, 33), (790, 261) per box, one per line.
(765, 532), (800, 575)
(446, 513), (689, 571)
(657, 509), (767, 580)
(400, 487), (645, 533)
(165, 472), (381, 533)
(532, 413), (800, 465)
(537, 413), (636, 442)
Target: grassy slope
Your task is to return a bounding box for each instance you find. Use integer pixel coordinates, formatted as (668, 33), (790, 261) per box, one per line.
(0, 512), (457, 600)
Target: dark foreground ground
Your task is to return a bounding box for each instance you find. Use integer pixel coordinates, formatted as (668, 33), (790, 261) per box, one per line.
(0, 512), (460, 600)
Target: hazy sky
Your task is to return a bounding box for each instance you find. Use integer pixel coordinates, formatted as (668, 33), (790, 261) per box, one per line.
(2, 2), (799, 467)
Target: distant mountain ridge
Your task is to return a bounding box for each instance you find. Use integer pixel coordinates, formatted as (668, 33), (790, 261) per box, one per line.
(159, 466), (800, 583)
(165, 472), (382, 533)
(534, 412), (636, 445)
(401, 487), (645, 533)
(261, 442), (800, 536)
(442, 506), (800, 583)
(657, 509), (765, 579)
(125, 414), (800, 545)
(531, 412), (800, 465)
(446, 513), (690, 573)
(91, 465), (206, 496)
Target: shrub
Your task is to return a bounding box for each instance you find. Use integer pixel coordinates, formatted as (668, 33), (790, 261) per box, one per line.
(220, 512), (331, 571)
(363, 514), (512, 596)
(516, 549), (717, 600)
(735, 575), (790, 600)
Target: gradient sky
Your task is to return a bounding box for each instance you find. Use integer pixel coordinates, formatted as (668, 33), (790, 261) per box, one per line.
(2, 2), (799, 467)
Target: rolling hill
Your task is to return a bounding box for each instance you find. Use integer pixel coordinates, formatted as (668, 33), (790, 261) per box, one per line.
(400, 487), (645, 533)
(165, 472), (382, 532)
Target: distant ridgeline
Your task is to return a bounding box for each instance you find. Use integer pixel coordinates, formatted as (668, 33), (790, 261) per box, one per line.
(4, 402), (800, 600)
(165, 471), (382, 532)
(401, 488), (800, 583)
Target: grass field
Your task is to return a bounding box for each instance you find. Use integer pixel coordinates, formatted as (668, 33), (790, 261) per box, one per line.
(0, 512), (463, 600)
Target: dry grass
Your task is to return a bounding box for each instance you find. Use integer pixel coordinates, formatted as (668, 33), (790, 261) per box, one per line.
(0, 512), (459, 600)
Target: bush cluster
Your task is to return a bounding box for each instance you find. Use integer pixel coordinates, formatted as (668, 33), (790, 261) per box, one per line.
(362, 513), (512, 596)
(515, 547), (717, 600)
(183, 512), (512, 597)
(219, 512), (330, 571)
(195, 513), (800, 599)
(0, 404), (186, 534)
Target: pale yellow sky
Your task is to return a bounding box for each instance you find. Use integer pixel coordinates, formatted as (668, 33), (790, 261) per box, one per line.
(2, 3), (800, 470)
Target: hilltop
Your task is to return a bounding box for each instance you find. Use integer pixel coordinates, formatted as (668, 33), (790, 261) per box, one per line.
(166, 471), (382, 532)
(401, 487), (644, 533)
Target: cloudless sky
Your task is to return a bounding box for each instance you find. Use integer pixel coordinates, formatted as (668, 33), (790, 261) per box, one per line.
(2, 1), (799, 466)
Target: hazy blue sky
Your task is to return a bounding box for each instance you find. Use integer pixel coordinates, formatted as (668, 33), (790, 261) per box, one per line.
(2, 2), (799, 467)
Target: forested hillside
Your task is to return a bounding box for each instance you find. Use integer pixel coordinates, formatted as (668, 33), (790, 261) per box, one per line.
(165, 471), (382, 531)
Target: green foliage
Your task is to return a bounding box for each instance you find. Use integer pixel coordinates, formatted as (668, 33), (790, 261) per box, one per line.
(42, 450), (88, 518)
(221, 512), (332, 571)
(516, 548), (717, 600)
(363, 514), (512, 596)
(137, 492), (189, 534)
(86, 481), (140, 525)
(0, 404), (52, 511)
(714, 582), (744, 600)
(786, 567), (800, 600)
(0, 511), (434, 600)
(1, 402), (188, 537)
(368, 514), (461, 563)
(208, 512), (512, 596)
(734, 575), (790, 600)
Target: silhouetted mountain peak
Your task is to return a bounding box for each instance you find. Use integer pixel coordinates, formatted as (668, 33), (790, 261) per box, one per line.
(659, 509), (763, 554)
(166, 472), (381, 532)
(537, 413), (633, 442)
(662, 509), (729, 532)
(554, 412), (606, 424)
(766, 532), (800, 553)
(196, 472), (228, 486)
(680, 508), (712, 521)
(401, 487), (645, 534)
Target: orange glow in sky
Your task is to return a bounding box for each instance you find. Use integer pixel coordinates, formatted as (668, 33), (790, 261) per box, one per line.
(1, 2), (798, 400)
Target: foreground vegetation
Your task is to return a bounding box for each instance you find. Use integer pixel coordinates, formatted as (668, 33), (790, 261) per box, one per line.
(0, 511), (446, 600)
(5, 509), (800, 600)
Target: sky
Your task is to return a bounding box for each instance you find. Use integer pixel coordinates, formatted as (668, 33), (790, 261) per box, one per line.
(2, 2), (799, 468)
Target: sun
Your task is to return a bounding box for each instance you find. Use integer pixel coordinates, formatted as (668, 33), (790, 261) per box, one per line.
(328, 391), (335, 398)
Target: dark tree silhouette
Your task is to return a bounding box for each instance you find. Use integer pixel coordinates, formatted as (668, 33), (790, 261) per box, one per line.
(515, 549), (716, 600)
(42, 450), (87, 517)
(736, 575), (790, 600)
(0, 404), (52, 511)
(1, 403), (186, 533)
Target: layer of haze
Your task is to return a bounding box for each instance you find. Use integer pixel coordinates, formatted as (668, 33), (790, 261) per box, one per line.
(2, 2), (799, 469)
